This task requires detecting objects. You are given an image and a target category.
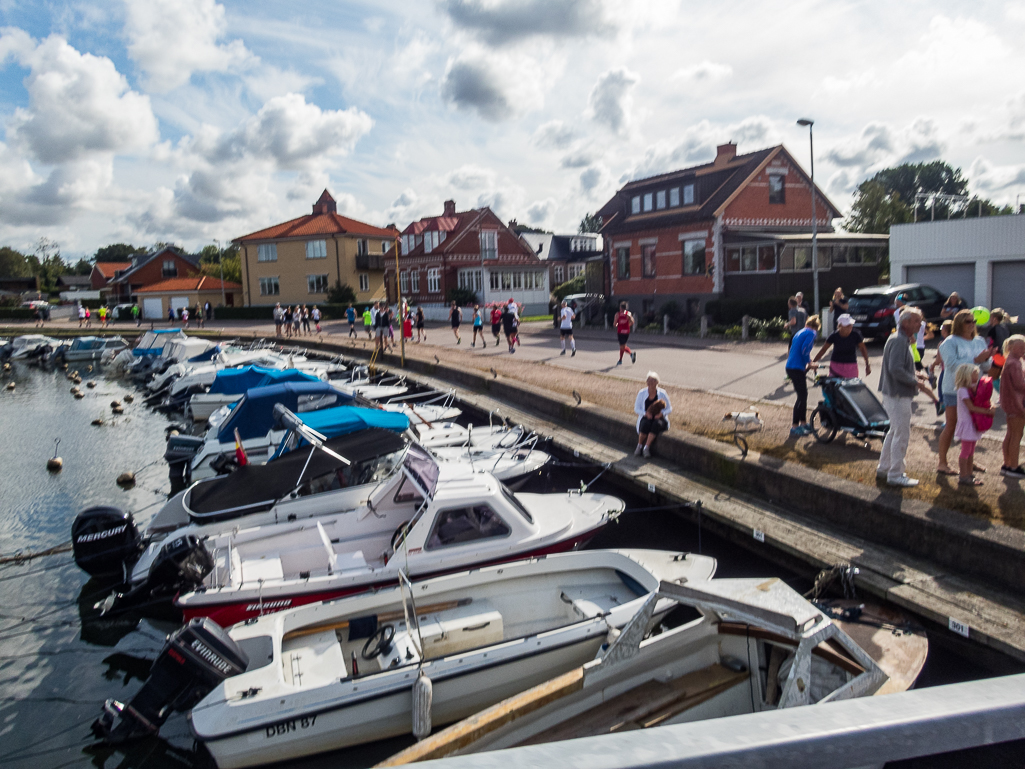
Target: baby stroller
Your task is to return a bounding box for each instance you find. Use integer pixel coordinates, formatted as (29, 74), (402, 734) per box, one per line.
(809, 375), (890, 444)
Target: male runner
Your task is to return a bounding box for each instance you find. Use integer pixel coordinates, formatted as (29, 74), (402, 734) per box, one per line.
(559, 300), (576, 356)
(614, 301), (636, 365)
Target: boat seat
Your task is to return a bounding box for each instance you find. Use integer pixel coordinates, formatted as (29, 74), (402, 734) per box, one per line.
(281, 629), (346, 688)
(561, 589), (608, 620)
(239, 554), (284, 583)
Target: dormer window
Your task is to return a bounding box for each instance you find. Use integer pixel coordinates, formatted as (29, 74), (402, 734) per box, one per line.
(161, 259), (177, 278)
(769, 174), (785, 204)
(656, 191), (666, 210)
(643, 193), (653, 212)
(631, 196), (641, 214)
(683, 184), (695, 205)
(480, 230), (497, 260)
(670, 188), (680, 207)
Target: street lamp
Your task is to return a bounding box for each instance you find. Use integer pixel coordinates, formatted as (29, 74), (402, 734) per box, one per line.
(214, 238), (227, 309)
(796, 118), (819, 317)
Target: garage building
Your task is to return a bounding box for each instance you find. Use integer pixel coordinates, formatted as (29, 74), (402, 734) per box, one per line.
(890, 215), (1025, 317)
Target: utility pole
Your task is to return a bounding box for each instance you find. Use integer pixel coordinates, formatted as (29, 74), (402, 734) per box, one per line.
(395, 238), (404, 367)
(214, 239), (226, 307)
(797, 118), (819, 315)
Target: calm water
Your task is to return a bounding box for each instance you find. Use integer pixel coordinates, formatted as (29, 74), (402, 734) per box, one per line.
(0, 358), (1018, 769)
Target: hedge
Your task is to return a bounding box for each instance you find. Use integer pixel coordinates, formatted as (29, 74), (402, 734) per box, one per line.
(214, 303), (375, 321)
(0, 308), (35, 319)
(705, 295), (790, 325)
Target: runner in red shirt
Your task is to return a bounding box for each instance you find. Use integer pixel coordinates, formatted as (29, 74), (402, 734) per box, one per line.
(614, 301), (636, 365)
(490, 304), (503, 345)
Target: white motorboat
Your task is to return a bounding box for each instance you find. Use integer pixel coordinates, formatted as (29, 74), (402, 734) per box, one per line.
(429, 442), (551, 489)
(91, 549), (716, 767)
(5, 334), (58, 360)
(416, 421), (529, 449)
(54, 336), (129, 362)
(381, 577), (925, 765)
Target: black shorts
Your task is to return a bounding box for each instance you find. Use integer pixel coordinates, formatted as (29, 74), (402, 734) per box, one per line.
(451, 318), (460, 328)
(560, 328), (573, 337)
(416, 320), (425, 329)
(492, 323), (501, 335)
(638, 416), (667, 435)
(617, 333), (630, 345)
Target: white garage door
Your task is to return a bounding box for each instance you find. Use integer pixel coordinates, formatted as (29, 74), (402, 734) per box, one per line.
(171, 296), (190, 312)
(143, 298), (163, 319)
(991, 261), (1025, 319)
(905, 263), (975, 306)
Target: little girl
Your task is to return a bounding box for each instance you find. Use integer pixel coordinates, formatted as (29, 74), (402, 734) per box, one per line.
(954, 363), (996, 487)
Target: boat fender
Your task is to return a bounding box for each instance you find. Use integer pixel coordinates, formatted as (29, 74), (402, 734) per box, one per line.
(412, 671), (433, 740)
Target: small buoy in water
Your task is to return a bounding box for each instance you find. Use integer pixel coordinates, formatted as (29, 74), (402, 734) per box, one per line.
(47, 439), (62, 472)
(86, 380), (96, 389)
(116, 472), (135, 487)
(61, 363), (68, 370)
(70, 386), (80, 395)
(74, 391), (84, 399)
(111, 405), (124, 414)
(6, 382), (13, 391)
(91, 417), (104, 426)
(86, 364), (93, 372)
(124, 393), (134, 403)
(110, 400), (121, 408)
(2, 362), (9, 371)
(168, 429), (179, 437)
(72, 376), (82, 385)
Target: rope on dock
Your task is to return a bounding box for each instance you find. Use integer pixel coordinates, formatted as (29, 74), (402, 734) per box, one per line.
(0, 541), (72, 566)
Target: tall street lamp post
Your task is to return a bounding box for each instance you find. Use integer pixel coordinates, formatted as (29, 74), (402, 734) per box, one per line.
(797, 118), (818, 317)
(214, 239), (227, 308)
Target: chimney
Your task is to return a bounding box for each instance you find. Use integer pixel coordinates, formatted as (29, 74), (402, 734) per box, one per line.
(313, 189), (337, 215)
(443, 199), (456, 217)
(715, 142), (737, 165)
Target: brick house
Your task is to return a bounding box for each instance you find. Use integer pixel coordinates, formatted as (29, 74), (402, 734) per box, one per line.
(518, 232), (604, 291)
(596, 142), (887, 321)
(234, 190), (397, 307)
(387, 201), (549, 316)
(105, 248), (202, 304)
(136, 276), (243, 320)
(90, 261), (133, 291)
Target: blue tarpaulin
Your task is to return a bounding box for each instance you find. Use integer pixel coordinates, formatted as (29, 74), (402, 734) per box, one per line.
(271, 406), (410, 458)
(207, 366), (320, 395)
(216, 381), (355, 442)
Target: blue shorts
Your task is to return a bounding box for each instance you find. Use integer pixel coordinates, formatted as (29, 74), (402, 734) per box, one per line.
(942, 392), (959, 409)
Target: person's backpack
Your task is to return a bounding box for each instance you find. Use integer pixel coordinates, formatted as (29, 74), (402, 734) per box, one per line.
(971, 376), (994, 432)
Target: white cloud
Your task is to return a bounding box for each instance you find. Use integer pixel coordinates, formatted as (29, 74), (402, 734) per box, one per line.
(440, 49), (547, 121)
(123, 0), (255, 92)
(526, 197), (556, 226)
(439, 0), (614, 46)
(824, 118), (945, 191)
(532, 120), (576, 150)
(587, 67), (638, 135)
(967, 156), (1025, 195)
(672, 60), (732, 82)
(446, 164), (497, 191)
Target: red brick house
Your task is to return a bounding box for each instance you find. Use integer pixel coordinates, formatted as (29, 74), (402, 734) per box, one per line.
(596, 143), (887, 321)
(89, 261), (132, 291)
(105, 248), (202, 304)
(386, 201), (549, 316)
(136, 276), (243, 320)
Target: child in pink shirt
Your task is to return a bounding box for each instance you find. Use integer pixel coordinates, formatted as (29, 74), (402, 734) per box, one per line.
(954, 363), (995, 487)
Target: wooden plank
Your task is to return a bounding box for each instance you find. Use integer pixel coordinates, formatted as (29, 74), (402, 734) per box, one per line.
(717, 622), (865, 676)
(283, 599), (469, 642)
(376, 667), (584, 766)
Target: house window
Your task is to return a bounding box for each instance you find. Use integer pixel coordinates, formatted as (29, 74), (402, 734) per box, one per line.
(656, 190), (666, 210)
(424, 231), (434, 253)
(616, 246), (630, 279)
(257, 244), (277, 262)
(643, 193), (653, 212)
(382, 241), (389, 253)
(259, 277), (280, 296)
(726, 245), (777, 273)
(401, 235), (410, 256)
(305, 240), (327, 259)
(357, 239), (369, 256)
(523, 271), (534, 290)
(631, 196), (641, 214)
(568, 263), (586, 279)
(427, 268), (441, 293)
(400, 271), (409, 294)
(683, 184), (695, 205)
(553, 264), (564, 284)
(359, 273), (370, 292)
(682, 239), (706, 275)
(535, 270), (546, 289)
(459, 269), (482, 292)
(410, 270), (420, 292)
(480, 230), (497, 260)
(512, 271), (523, 290)
(162, 259), (177, 278)
(769, 175), (785, 204)
(669, 188), (680, 207)
(642, 244), (657, 277)
(307, 274), (328, 294)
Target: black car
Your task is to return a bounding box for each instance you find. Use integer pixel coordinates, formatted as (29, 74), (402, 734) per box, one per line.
(847, 283), (947, 341)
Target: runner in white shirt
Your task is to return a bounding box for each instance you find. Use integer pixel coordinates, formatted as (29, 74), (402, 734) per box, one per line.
(559, 300), (576, 356)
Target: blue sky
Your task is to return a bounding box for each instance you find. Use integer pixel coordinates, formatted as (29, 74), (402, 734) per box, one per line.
(2, 0), (1024, 259)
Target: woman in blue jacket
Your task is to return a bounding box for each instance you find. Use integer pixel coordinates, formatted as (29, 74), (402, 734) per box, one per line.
(786, 315), (821, 437)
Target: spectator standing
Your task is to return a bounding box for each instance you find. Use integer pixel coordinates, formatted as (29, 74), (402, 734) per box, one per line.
(633, 372), (672, 458)
(78, 304), (86, 327)
(936, 310), (993, 475)
(312, 305), (322, 333)
(346, 304), (356, 337)
(614, 301), (636, 365)
(282, 305), (292, 338)
(953, 363), (995, 487)
(829, 288), (848, 332)
(796, 291), (810, 314)
(167, 306), (174, 324)
(940, 292), (967, 320)
(273, 303), (283, 336)
(204, 301), (212, 322)
(999, 335), (1025, 478)
(301, 305), (311, 335)
(34, 304), (44, 328)
(877, 308), (930, 487)
(181, 306), (189, 328)
(195, 303), (204, 328)
(559, 300), (576, 356)
(785, 315), (820, 437)
(363, 305), (373, 339)
(894, 294), (926, 369)
(987, 308), (1013, 384)
(812, 313), (870, 378)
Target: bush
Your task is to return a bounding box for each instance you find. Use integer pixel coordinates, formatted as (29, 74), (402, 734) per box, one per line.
(657, 300), (687, 330)
(445, 287), (479, 306)
(551, 275), (585, 302)
(724, 325), (743, 339)
(0, 308), (34, 319)
(326, 281), (357, 305)
(749, 316), (787, 339)
(705, 295), (790, 325)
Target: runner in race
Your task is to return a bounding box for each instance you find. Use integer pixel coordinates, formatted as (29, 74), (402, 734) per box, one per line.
(490, 303), (503, 345)
(449, 300), (462, 344)
(614, 301), (637, 365)
(502, 301), (516, 353)
(507, 298), (521, 348)
(471, 304), (486, 348)
(415, 306), (426, 343)
(559, 300), (576, 356)
(363, 305), (373, 339)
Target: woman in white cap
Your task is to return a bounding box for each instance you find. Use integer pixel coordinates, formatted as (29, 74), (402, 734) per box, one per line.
(811, 313), (871, 379)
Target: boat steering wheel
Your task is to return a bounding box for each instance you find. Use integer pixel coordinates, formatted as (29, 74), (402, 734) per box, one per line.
(361, 624), (395, 660)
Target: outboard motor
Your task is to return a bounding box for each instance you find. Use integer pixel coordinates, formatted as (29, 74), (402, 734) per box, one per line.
(145, 534), (214, 597)
(72, 506), (143, 582)
(92, 617), (248, 743)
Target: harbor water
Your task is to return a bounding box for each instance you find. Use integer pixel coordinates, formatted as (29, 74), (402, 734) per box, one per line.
(0, 360), (1018, 769)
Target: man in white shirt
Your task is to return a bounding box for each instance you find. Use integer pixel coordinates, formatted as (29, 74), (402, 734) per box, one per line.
(559, 300), (576, 356)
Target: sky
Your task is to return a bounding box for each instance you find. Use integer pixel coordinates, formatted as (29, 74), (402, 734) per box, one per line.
(1, 0), (1025, 260)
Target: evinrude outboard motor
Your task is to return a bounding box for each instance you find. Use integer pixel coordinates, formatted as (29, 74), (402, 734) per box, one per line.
(72, 506), (143, 582)
(92, 617), (248, 743)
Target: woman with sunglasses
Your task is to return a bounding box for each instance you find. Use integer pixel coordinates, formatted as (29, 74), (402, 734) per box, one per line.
(937, 309), (994, 475)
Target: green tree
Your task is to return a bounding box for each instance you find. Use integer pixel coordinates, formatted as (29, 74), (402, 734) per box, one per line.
(72, 258), (93, 275)
(198, 244), (242, 284)
(34, 238), (66, 292)
(327, 281), (358, 304)
(578, 212), (602, 233)
(0, 246), (32, 277)
(94, 243), (148, 262)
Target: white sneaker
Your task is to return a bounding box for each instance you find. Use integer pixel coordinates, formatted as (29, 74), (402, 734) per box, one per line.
(887, 475), (919, 487)
(642, 446), (651, 458)
(634, 445), (643, 456)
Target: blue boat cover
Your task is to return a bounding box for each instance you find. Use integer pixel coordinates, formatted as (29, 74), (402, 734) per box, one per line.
(133, 328), (187, 356)
(216, 381), (355, 442)
(208, 366), (319, 395)
(271, 406), (410, 458)
(188, 344), (223, 363)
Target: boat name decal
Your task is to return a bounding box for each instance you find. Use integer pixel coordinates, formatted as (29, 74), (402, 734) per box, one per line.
(245, 599), (292, 612)
(76, 525), (127, 544)
(188, 639), (235, 675)
(265, 715), (316, 738)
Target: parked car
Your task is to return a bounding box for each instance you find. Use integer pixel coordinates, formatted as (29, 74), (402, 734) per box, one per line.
(111, 303), (136, 321)
(847, 283), (946, 341)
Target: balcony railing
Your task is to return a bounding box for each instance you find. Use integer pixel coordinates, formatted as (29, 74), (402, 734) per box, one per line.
(356, 254), (384, 270)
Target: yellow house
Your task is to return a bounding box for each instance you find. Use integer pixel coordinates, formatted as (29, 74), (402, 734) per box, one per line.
(234, 190), (397, 307)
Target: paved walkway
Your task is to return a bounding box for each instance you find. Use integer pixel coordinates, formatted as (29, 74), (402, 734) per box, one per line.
(8, 316), (1022, 529)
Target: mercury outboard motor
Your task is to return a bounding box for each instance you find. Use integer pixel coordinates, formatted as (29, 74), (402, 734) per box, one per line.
(92, 617), (248, 743)
(72, 506), (143, 582)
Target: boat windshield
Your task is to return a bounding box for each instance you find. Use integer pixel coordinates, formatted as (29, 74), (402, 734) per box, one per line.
(401, 444), (440, 499)
(499, 482), (533, 523)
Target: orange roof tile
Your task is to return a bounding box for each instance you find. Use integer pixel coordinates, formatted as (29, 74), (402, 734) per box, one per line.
(137, 276), (242, 293)
(235, 212), (397, 243)
(93, 261), (133, 277)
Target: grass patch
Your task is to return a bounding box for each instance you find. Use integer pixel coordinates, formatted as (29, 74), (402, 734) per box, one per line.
(520, 315), (552, 322)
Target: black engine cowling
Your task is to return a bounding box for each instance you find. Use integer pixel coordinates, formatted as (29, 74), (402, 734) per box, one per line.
(72, 506), (142, 581)
(147, 534), (215, 597)
(92, 617), (248, 743)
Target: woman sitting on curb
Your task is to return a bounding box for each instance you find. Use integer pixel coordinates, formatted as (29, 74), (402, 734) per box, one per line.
(634, 372), (672, 458)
